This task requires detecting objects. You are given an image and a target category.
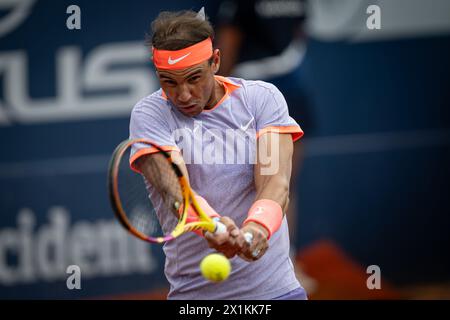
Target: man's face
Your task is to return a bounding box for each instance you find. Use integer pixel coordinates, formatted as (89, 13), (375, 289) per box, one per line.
(157, 49), (220, 117)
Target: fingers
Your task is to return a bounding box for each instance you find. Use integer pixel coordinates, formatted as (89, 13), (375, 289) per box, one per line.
(204, 217), (246, 259)
(239, 222), (269, 261)
(204, 228), (230, 246)
(204, 218), (269, 261)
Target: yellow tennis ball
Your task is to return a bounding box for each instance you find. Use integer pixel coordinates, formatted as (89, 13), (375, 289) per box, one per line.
(200, 253), (231, 282)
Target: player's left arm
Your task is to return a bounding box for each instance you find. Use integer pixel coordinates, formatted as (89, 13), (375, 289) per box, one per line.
(240, 132), (294, 261)
(254, 132), (293, 212)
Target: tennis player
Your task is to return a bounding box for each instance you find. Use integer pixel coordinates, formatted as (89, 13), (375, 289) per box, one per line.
(129, 9), (307, 300)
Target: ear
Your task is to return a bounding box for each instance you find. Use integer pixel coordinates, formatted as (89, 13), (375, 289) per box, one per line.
(212, 49), (221, 74)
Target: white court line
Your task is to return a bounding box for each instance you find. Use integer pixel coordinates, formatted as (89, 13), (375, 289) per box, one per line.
(0, 129), (449, 178)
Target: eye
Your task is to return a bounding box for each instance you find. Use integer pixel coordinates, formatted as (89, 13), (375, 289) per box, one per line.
(163, 80), (177, 86)
(188, 76), (201, 83)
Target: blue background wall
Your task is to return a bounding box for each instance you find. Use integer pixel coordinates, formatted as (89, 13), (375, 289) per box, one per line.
(297, 35), (450, 285)
(1, 0), (449, 298)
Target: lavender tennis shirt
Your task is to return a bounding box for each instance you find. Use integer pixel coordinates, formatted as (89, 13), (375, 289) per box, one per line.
(129, 76), (305, 299)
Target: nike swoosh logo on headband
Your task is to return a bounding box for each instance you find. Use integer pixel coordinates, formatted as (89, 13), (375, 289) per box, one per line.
(168, 52), (191, 65)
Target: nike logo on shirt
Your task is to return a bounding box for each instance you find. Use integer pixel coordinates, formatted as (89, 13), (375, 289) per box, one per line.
(168, 53), (191, 65)
(240, 118), (254, 131)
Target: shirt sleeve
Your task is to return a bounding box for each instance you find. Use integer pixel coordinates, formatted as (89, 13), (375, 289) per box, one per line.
(252, 81), (304, 142)
(129, 101), (179, 171)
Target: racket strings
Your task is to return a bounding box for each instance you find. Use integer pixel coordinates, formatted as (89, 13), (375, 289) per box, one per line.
(118, 151), (161, 237)
(117, 144), (184, 238)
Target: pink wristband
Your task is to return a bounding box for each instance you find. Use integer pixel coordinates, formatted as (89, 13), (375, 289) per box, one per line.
(185, 195), (220, 236)
(243, 199), (283, 239)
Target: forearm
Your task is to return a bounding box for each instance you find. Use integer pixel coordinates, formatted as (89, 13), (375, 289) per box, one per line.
(254, 175), (290, 215)
(244, 133), (294, 239)
(254, 133), (293, 214)
(135, 151), (189, 217)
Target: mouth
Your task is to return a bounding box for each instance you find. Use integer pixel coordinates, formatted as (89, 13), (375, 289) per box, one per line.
(180, 104), (198, 113)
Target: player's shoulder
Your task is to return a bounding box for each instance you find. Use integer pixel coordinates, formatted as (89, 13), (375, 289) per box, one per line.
(131, 89), (169, 116)
(230, 77), (281, 96)
(229, 77), (283, 108)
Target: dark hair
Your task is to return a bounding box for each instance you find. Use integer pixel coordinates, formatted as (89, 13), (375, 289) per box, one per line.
(146, 10), (215, 50)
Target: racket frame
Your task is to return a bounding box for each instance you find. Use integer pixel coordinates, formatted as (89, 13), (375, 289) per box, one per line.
(108, 138), (218, 243)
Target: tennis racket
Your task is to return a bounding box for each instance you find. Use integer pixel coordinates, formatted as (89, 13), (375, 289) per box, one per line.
(107, 138), (227, 243)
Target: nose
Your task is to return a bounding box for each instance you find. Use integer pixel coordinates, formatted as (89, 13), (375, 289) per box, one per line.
(176, 84), (192, 104)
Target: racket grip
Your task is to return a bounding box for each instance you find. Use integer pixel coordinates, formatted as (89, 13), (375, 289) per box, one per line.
(212, 218), (227, 234)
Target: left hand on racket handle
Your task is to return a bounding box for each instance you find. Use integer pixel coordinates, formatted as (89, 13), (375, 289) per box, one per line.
(238, 222), (269, 261)
(244, 232), (253, 245)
